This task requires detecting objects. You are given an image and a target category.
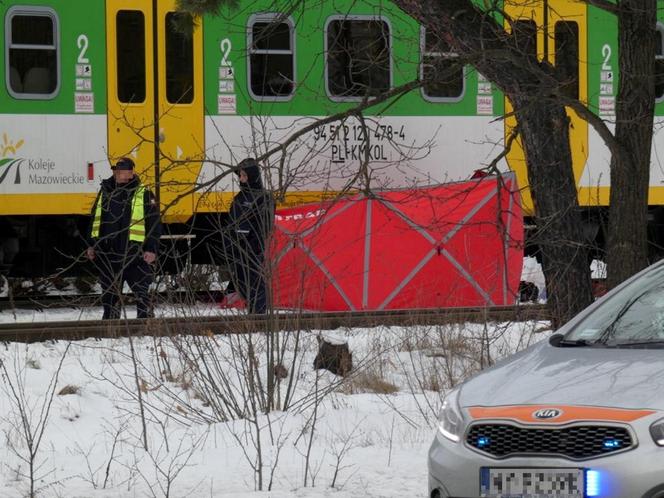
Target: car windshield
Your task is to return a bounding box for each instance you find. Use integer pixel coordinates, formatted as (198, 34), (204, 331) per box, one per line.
(565, 262), (664, 347)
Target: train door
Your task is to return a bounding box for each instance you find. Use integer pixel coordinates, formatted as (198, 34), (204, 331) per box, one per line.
(105, 0), (204, 223)
(504, 0), (588, 214)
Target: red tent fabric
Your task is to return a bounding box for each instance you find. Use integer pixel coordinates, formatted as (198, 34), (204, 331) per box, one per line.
(270, 174), (523, 311)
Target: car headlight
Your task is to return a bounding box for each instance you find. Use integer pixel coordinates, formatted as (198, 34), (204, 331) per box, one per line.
(438, 388), (465, 443)
(650, 418), (664, 446)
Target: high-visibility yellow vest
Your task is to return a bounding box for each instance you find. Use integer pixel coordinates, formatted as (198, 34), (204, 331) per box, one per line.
(91, 185), (146, 243)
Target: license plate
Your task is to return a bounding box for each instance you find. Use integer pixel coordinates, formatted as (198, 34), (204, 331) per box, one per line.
(480, 468), (585, 498)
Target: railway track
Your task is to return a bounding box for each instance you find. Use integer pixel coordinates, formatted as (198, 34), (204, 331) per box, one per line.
(0, 304), (549, 343)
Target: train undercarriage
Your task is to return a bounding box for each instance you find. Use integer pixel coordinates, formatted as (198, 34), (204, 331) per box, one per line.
(0, 213), (234, 281)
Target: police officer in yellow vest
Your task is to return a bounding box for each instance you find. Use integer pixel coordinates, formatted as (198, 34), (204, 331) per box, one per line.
(86, 157), (161, 319)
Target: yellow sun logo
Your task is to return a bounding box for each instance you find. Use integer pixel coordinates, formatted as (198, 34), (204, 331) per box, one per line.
(1, 133), (24, 158)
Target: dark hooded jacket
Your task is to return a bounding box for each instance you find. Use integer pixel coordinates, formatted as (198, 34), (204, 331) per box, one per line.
(88, 175), (161, 259)
(229, 159), (274, 247)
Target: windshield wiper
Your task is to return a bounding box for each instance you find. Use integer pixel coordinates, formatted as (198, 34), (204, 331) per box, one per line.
(549, 335), (605, 347)
(558, 339), (605, 347)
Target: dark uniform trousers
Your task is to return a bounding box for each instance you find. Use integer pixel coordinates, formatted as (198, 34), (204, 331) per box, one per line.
(223, 232), (267, 314)
(96, 253), (153, 319)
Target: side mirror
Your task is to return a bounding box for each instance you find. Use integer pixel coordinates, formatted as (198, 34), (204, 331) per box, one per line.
(549, 333), (564, 347)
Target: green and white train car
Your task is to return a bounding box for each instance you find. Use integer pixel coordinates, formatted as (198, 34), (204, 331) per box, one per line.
(1, 0), (663, 274)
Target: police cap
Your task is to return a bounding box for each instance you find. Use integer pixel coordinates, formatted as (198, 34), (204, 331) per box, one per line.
(111, 157), (135, 171)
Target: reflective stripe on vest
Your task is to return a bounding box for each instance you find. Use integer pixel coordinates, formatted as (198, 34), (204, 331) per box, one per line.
(91, 186), (146, 243)
(129, 185), (146, 242)
(91, 193), (102, 239)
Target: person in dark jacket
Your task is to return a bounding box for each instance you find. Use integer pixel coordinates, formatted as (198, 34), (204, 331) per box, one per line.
(222, 157), (274, 314)
(86, 157), (161, 319)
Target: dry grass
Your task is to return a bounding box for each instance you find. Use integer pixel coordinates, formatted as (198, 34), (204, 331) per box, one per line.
(338, 370), (399, 395)
(399, 325), (474, 356)
(421, 372), (442, 392)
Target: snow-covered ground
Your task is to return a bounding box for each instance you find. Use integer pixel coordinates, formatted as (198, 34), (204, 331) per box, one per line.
(0, 313), (551, 497)
(0, 257), (555, 496)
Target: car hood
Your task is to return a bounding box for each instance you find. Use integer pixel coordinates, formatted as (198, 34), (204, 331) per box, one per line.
(459, 340), (664, 411)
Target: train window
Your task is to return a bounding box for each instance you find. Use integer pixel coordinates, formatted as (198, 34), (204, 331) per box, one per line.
(116, 10), (146, 103)
(326, 17), (391, 100)
(248, 15), (295, 100)
(420, 27), (464, 102)
(555, 21), (579, 100)
(512, 20), (537, 63)
(6, 7), (59, 99)
(656, 24), (664, 101)
(166, 12), (194, 104)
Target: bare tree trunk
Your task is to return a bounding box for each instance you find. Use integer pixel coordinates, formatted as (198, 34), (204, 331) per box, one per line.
(512, 97), (593, 327)
(607, 0), (656, 288)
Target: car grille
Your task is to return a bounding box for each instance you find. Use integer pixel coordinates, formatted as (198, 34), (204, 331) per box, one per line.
(466, 423), (633, 459)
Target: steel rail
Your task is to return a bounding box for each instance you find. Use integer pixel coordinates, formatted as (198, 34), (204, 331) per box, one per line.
(0, 304), (549, 343)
